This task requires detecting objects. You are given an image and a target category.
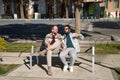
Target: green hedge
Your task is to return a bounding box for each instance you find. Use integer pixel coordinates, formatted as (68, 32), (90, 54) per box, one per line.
(0, 37), (6, 52)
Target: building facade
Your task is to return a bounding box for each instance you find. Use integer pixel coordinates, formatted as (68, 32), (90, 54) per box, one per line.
(0, 0), (120, 19)
(104, 0), (120, 18)
(83, 0), (120, 18)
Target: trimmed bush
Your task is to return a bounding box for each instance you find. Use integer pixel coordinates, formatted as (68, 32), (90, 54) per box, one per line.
(0, 37), (7, 52)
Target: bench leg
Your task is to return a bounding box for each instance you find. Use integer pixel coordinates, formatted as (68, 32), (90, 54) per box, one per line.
(36, 56), (39, 65)
(29, 54), (32, 70)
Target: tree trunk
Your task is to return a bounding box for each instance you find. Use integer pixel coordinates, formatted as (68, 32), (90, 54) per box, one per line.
(65, 6), (69, 18)
(27, 0), (34, 19)
(20, 0), (24, 18)
(75, 6), (80, 34)
(11, 0), (15, 14)
(65, 0), (69, 18)
(0, 16), (2, 19)
(0, 0), (4, 19)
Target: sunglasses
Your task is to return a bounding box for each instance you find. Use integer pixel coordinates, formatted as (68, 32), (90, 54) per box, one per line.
(64, 28), (69, 30)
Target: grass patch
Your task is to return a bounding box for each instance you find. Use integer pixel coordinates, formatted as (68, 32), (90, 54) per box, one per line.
(6, 43), (120, 54)
(115, 68), (120, 74)
(95, 43), (120, 54)
(0, 64), (19, 75)
(114, 68), (120, 80)
(6, 43), (34, 52)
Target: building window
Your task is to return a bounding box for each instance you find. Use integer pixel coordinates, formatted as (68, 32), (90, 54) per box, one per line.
(104, 1), (108, 9)
(114, 0), (119, 8)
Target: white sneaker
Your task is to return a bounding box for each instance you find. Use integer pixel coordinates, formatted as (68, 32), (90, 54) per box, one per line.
(69, 66), (73, 72)
(63, 65), (68, 72)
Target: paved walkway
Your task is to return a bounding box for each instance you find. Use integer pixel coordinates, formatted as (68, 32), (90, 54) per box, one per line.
(0, 52), (120, 80)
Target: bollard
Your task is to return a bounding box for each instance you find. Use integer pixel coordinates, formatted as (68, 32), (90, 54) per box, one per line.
(92, 46), (95, 80)
(82, 17), (84, 21)
(14, 14), (17, 19)
(87, 17), (89, 21)
(88, 23), (93, 31)
(34, 12), (40, 19)
(94, 17), (96, 22)
(91, 16), (93, 21)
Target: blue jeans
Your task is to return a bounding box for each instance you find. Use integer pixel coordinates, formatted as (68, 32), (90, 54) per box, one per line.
(59, 48), (77, 66)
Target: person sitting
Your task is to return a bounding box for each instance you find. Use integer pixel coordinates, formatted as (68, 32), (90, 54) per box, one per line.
(59, 25), (84, 72)
(44, 25), (65, 76)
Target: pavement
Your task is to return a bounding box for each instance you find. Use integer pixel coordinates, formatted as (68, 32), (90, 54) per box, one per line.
(0, 52), (120, 80)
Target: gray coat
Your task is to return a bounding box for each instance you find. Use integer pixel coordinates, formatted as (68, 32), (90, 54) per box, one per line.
(63, 32), (84, 52)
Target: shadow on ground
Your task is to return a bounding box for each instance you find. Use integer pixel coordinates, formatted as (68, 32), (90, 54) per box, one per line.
(0, 23), (65, 40)
(0, 23), (90, 42)
(24, 55), (82, 73)
(92, 21), (120, 29)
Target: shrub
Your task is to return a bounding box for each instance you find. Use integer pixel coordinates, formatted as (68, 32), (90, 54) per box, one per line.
(0, 37), (7, 52)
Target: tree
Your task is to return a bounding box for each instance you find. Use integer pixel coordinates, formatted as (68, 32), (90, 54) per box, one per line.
(74, 0), (108, 33)
(27, 0), (34, 19)
(20, 0), (25, 18)
(64, 0), (69, 18)
(47, 0), (53, 18)
(74, 0), (82, 34)
(0, 0), (4, 19)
